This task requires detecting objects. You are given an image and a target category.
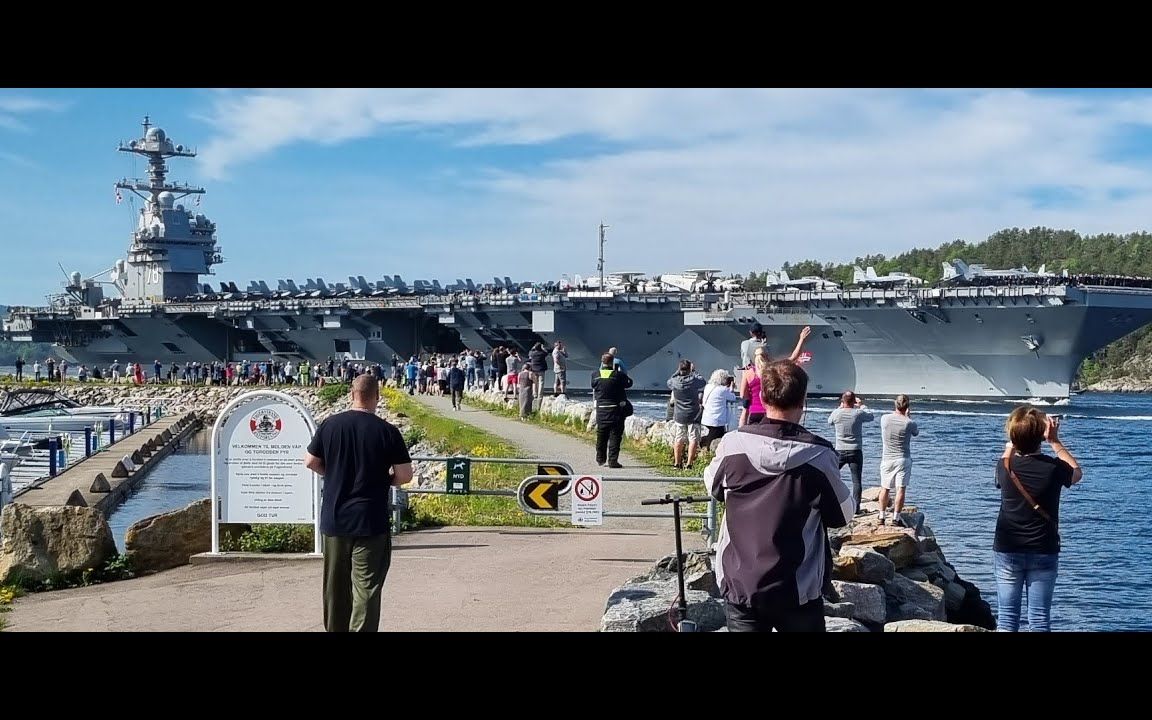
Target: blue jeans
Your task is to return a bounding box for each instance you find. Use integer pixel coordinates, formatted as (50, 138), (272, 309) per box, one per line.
(994, 551), (1059, 632)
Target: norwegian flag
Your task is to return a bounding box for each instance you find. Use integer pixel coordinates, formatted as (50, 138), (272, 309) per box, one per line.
(797, 351), (813, 365)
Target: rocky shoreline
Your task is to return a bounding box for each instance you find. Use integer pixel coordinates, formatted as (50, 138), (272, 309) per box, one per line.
(2, 382), (998, 631)
(2, 383), (352, 425)
(459, 386), (996, 632)
(603, 487), (994, 632)
(1083, 378), (1152, 393)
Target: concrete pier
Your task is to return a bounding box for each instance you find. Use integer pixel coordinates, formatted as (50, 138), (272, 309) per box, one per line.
(13, 412), (202, 513)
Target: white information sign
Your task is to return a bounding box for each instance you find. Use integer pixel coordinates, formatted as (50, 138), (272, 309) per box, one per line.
(210, 391), (320, 553)
(571, 474), (604, 526)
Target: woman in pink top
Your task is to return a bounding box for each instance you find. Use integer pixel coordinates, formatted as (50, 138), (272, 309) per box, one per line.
(739, 347), (769, 425)
(738, 326), (813, 426)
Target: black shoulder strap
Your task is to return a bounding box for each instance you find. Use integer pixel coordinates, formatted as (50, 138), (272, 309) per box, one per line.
(1003, 456), (1053, 524)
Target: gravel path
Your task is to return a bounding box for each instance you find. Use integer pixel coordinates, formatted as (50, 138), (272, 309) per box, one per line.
(411, 394), (705, 532)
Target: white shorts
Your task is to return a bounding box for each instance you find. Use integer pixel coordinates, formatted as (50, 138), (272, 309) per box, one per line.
(674, 422), (701, 443)
(880, 457), (911, 489)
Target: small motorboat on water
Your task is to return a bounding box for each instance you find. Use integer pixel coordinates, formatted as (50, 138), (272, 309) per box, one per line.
(0, 388), (131, 434)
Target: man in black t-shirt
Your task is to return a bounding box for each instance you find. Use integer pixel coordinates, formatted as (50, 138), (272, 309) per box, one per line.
(305, 375), (413, 632)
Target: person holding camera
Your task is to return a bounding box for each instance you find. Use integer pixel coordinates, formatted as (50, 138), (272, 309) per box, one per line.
(592, 352), (632, 468)
(994, 407), (1082, 632)
(701, 369), (740, 451)
(879, 394), (917, 525)
(828, 391), (874, 515)
(667, 359), (707, 469)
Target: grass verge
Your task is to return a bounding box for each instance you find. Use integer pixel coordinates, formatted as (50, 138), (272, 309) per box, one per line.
(0, 584), (20, 631)
(382, 388), (564, 530)
(461, 392), (713, 530)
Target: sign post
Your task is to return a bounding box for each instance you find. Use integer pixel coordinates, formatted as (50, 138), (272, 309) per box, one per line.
(446, 457), (471, 495)
(210, 390), (320, 555)
(571, 475), (604, 526)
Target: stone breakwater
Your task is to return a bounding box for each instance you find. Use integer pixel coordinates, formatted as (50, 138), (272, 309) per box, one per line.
(463, 386), (681, 446)
(602, 486), (995, 632)
(31, 384), (353, 425)
(0, 385), (446, 582)
(41, 384), (443, 485)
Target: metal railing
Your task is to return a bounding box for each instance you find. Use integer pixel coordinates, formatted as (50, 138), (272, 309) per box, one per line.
(395, 455), (718, 542)
(394, 455), (575, 533)
(515, 474), (718, 543)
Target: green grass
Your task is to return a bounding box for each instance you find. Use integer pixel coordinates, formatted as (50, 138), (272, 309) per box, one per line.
(0, 584), (19, 631)
(316, 383), (350, 406)
(461, 392), (713, 530)
(382, 388), (564, 529)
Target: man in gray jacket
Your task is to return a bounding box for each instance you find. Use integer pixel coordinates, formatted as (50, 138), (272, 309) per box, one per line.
(704, 360), (853, 632)
(667, 360), (707, 469)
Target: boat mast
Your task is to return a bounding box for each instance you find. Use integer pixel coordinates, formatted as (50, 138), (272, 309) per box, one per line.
(598, 221), (609, 290)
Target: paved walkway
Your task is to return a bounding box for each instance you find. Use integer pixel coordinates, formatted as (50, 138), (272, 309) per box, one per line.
(5, 527), (690, 631)
(5, 395), (709, 632)
(411, 394), (694, 531)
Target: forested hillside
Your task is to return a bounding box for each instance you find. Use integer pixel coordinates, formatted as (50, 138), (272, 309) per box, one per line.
(745, 227), (1152, 385)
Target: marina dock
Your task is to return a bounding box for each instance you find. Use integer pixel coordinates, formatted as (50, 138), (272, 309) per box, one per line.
(11, 412), (202, 513)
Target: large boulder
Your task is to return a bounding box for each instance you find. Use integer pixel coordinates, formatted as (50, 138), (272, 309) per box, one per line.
(624, 415), (654, 441)
(884, 620), (990, 632)
(894, 510), (925, 533)
(601, 580), (726, 632)
(823, 600), (857, 619)
(945, 576), (997, 629)
(644, 551), (719, 597)
(831, 580), (886, 624)
(835, 545), (895, 584)
(0, 503), (118, 585)
(885, 575), (946, 621)
(826, 617), (871, 632)
(943, 579), (967, 613)
(124, 498), (211, 574)
(898, 567), (930, 583)
(840, 525), (919, 568)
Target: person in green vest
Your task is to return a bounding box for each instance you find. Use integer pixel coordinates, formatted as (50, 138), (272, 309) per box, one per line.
(591, 352), (633, 468)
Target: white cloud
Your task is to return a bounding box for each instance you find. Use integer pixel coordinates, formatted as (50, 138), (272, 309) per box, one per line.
(0, 150), (38, 168)
(0, 94), (68, 132)
(198, 88), (1152, 278)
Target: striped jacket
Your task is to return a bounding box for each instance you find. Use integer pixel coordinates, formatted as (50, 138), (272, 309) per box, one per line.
(704, 418), (853, 609)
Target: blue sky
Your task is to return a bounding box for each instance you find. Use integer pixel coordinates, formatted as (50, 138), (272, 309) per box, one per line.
(4, 88), (1152, 304)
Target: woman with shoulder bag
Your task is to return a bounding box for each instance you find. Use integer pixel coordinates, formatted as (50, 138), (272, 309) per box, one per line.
(993, 406), (1083, 631)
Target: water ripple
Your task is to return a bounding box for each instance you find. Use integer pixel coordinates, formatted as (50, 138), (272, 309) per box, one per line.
(631, 391), (1152, 631)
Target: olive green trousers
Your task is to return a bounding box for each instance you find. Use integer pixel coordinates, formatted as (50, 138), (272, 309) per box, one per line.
(322, 533), (392, 632)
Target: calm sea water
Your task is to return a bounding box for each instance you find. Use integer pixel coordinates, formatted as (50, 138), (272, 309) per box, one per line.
(632, 391), (1152, 631)
(106, 431), (210, 551)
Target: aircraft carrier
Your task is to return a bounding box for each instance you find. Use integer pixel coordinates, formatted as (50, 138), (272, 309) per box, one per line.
(6, 118), (1152, 400)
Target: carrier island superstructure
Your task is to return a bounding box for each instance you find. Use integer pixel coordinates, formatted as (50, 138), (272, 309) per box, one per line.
(6, 119), (1152, 400)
